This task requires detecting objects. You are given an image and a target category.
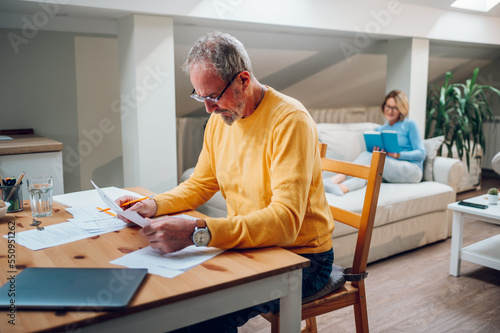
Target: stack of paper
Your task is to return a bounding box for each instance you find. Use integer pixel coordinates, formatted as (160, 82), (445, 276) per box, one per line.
(9, 206), (130, 251)
(7, 222), (121, 251)
(67, 206), (128, 233)
(7, 183), (148, 250)
(53, 186), (145, 208)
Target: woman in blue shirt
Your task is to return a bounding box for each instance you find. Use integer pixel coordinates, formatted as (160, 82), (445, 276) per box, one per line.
(324, 90), (426, 195)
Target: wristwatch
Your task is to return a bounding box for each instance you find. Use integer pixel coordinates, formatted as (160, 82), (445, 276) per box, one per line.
(192, 219), (211, 247)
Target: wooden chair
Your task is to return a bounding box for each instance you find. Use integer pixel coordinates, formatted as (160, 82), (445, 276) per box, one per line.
(262, 142), (386, 333)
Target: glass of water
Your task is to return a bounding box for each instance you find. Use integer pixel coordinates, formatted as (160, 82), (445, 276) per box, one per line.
(27, 175), (54, 219)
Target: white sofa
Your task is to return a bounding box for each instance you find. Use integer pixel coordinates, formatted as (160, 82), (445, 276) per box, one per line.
(179, 119), (464, 267)
(492, 151), (500, 175)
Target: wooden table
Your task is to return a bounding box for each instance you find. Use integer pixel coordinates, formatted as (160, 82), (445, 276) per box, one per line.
(0, 187), (309, 333)
(448, 195), (500, 276)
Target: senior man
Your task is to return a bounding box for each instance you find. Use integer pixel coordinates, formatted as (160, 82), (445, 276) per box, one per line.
(117, 31), (335, 332)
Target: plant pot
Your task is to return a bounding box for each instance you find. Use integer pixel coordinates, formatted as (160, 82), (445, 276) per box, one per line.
(488, 194), (498, 205)
(440, 145), (483, 193)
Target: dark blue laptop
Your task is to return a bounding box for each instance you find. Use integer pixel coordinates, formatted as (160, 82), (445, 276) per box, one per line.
(0, 267), (148, 311)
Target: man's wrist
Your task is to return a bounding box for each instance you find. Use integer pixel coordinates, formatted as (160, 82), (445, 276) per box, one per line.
(192, 219), (211, 246)
(148, 197), (158, 217)
(149, 198), (158, 217)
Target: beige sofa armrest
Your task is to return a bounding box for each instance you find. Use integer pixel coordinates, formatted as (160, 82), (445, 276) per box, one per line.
(433, 156), (464, 191)
(179, 167), (227, 218)
(492, 151), (500, 175)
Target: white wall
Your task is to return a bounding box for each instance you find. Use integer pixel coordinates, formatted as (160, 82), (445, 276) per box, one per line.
(0, 29), (122, 193)
(74, 36), (123, 190)
(0, 28), (81, 193)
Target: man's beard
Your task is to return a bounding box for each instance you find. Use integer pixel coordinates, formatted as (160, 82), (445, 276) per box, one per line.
(215, 99), (246, 126)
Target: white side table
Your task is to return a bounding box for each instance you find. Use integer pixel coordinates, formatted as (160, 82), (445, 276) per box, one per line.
(448, 195), (500, 276)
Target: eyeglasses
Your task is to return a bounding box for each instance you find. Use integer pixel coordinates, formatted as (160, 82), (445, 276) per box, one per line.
(384, 105), (399, 112)
(190, 71), (243, 103)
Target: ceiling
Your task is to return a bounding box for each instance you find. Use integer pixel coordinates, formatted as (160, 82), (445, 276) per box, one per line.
(392, 0), (500, 17)
(2, 0), (500, 19)
(1, 0), (500, 116)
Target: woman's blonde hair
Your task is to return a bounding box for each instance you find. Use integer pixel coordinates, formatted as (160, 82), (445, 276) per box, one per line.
(381, 90), (409, 119)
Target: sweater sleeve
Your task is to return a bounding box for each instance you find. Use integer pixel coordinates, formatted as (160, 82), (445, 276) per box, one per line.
(399, 120), (426, 162)
(206, 112), (318, 249)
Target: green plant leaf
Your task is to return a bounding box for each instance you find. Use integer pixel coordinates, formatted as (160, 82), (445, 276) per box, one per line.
(426, 67), (500, 172)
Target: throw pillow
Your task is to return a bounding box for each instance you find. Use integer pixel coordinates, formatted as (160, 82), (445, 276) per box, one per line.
(423, 136), (444, 181)
(316, 122), (379, 162)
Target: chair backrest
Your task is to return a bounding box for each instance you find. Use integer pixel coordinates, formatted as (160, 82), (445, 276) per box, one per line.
(319, 142), (385, 275)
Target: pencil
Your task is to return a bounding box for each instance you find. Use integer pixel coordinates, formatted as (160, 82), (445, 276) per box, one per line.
(120, 195), (153, 207)
(97, 207), (116, 217)
(14, 171), (26, 186)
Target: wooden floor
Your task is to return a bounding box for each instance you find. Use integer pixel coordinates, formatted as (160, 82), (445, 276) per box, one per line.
(241, 175), (500, 333)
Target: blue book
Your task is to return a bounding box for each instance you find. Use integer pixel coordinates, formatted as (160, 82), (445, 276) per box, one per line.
(363, 130), (400, 153)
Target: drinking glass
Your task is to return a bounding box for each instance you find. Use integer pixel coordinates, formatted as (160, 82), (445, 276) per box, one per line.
(27, 175), (53, 219)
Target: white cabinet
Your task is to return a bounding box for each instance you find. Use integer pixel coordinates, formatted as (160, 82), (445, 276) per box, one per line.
(0, 134), (64, 201)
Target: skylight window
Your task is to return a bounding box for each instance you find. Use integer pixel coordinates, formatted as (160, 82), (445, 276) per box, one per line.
(450, 0), (500, 12)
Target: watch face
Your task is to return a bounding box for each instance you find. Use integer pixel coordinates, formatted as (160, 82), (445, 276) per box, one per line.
(193, 229), (210, 246)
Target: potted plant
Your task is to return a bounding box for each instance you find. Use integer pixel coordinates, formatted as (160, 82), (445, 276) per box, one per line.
(488, 188), (498, 205)
(426, 67), (500, 166)
(426, 67), (500, 191)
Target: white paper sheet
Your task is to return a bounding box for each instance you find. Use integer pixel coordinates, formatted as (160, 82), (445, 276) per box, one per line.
(110, 214), (223, 278)
(6, 222), (105, 250)
(70, 217), (128, 232)
(5, 204), (133, 250)
(111, 245), (224, 278)
(53, 186), (145, 208)
(66, 205), (130, 231)
(91, 180), (150, 228)
(67, 206), (117, 222)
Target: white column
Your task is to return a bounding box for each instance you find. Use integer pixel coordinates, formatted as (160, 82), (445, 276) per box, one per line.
(386, 38), (429, 138)
(117, 15), (177, 193)
(74, 36), (122, 190)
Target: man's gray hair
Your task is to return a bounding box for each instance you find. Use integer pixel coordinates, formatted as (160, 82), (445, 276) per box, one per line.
(183, 31), (253, 81)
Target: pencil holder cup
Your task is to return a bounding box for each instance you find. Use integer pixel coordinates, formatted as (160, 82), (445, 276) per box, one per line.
(0, 184), (23, 213)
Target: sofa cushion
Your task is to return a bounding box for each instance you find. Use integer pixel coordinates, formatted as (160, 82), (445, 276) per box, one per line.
(180, 167), (227, 218)
(492, 151), (500, 175)
(316, 122), (379, 162)
(325, 181), (455, 238)
(422, 136), (445, 181)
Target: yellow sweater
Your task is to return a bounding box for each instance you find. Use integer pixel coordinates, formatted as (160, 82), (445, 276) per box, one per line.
(153, 87), (334, 254)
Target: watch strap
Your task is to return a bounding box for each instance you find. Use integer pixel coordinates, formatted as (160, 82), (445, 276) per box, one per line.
(196, 219), (206, 228)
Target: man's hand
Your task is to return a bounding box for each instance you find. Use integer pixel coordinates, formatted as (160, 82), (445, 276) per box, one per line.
(115, 195), (157, 223)
(139, 216), (197, 253)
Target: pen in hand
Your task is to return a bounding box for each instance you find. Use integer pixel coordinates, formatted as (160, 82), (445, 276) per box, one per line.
(99, 195), (154, 213)
(120, 195), (154, 207)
